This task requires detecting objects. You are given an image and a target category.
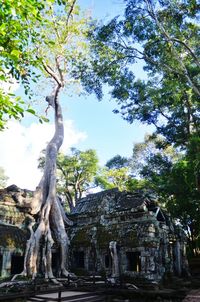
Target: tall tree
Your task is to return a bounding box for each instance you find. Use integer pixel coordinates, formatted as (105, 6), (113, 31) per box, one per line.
(9, 0), (91, 282)
(131, 135), (200, 255)
(79, 0), (200, 147)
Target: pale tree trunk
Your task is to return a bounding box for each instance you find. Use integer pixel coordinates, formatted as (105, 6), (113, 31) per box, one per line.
(12, 84), (72, 282)
(109, 241), (119, 278)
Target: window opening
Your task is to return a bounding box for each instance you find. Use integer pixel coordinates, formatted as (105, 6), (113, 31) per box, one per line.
(126, 251), (141, 272)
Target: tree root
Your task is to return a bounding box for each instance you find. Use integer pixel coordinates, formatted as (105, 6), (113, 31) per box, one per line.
(10, 86), (73, 283)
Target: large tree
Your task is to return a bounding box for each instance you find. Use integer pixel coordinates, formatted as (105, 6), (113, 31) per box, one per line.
(79, 0), (200, 147)
(77, 0), (200, 226)
(131, 134), (200, 255)
(8, 0), (91, 282)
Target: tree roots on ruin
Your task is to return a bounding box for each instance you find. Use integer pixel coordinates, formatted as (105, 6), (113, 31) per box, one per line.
(11, 85), (73, 284)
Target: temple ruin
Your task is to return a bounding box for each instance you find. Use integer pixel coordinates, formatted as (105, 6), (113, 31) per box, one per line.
(69, 188), (189, 282)
(0, 186), (189, 282)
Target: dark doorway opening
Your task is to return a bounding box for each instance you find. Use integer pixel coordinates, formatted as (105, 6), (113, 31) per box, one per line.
(52, 252), (60, 276)
(73, 251), (85, 268)
(88, 248), (96, 271)
(11, 255), (24, 275)
(126, 251), (141, 272)
(105, 254), (112, 268)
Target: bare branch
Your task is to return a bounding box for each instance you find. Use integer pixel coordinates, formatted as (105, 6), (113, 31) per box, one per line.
(66, 0), (77, 27)
(42, 62), (62, 86)
(171, 38), (200, 68)
(144, 0), (200, 96)
(55, 56), (64, 86)
(51, 11), (61, 41)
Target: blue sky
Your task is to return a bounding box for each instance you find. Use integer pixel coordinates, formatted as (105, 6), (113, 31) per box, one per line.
(64, 0), (154, 164)
(0, 0), (154, 189)
(78, 0), (125, 19)
(63, 87), (154, 165)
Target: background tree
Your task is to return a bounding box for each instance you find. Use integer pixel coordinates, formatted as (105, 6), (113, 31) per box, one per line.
(96, 154), (134, 191)
(77, 0), (200, 254)
(79, 0), (199, 147)
(0, 167), (8, 188)
(131, 134), (200, 255)
(106, 154), (129, 169)
(57, 148), (99, 211)
(39, 148), (99, 211)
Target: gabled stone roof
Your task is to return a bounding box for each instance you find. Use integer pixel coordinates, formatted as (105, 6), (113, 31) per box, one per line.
(71, 188), (153, 215)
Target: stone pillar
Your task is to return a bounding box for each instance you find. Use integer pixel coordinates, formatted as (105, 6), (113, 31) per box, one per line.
(174, 240), (182, 276)
(1, 251), (12, 277)
(109, 241), (119, 278)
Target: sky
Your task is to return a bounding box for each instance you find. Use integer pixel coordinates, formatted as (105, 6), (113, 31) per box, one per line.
(0, 0), (154, 190)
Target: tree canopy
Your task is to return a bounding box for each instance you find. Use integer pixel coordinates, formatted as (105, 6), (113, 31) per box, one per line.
(79, 0), (200, 147)
(130, 134), (200, 255)
(77, 1), (200, 249)
(0, 0), (89, 129)
(0, 0), (46, 129)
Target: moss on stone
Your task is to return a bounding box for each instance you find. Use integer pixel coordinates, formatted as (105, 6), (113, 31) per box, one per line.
(71, 227), (91, 247)
(124, 229), (139, 247)
(0, 225), (27, 249)
(96, 225), (119, 247)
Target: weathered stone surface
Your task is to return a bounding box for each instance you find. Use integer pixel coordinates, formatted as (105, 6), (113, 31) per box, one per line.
(0, 186), (29, 227)
(69, 188), (189, 282)
(0, 186), (189, 283)
(0, 186), (29, 277)
(0, 225), (27, 249)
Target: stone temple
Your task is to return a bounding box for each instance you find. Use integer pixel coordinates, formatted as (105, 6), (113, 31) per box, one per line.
(0, 186), (189, 282)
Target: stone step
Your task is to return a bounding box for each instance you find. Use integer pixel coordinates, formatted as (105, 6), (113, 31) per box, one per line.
(182, 289), (200, 302)
(27, 292), (105, 302)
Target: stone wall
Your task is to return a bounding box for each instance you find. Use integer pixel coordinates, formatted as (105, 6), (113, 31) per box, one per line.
(69, 189), (189, 282)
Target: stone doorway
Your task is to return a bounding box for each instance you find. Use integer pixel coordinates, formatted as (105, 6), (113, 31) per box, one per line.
(11, 255), (24, 275)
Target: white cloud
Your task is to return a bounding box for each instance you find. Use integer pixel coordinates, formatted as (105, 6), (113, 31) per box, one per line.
(0, 120), (87, 190)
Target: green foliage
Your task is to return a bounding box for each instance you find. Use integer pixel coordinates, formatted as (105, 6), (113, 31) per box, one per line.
(79, 0), (200, 147)
(96, 166), (131, 191)
(39, 148), (99, 210)
(0, 0), (46, 129)
(95, 154), (144, 191)
(106, 154), (129, 169)
(0, 0), (90, 129)
(131, 134), (200, 255)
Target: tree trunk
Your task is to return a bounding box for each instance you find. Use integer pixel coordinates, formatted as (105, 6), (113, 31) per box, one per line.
(13, 84), (72, 281)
